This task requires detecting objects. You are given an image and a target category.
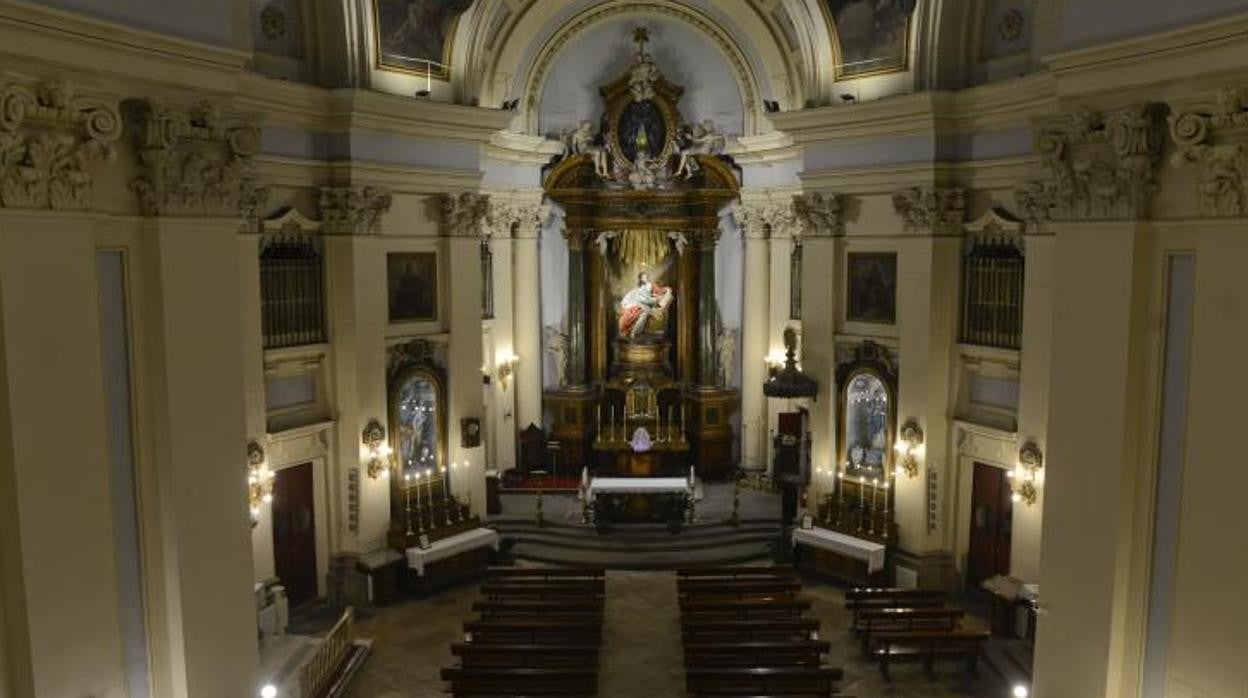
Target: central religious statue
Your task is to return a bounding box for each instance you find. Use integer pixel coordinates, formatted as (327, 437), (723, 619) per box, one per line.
(618, 270), (674, 339)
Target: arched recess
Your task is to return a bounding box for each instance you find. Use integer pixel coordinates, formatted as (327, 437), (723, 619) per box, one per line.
(471, 0), (803, 136)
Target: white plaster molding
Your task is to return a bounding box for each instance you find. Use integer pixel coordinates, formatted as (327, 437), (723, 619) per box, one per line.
(791, 190), (844, 237)
(318, 186), (392, 235)
(892, 186), (966, 234)
(1168, 86), (1248, 218)
(1014, 102), (1168, 223)
(0, 75), (121, 211)
(442, 191), (491, 238)
(125, 98), (266, 221)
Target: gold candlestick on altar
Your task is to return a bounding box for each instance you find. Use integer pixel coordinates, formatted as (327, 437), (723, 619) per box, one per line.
(596, 406), (602, 443)
(609, 405), (615, 443)
(679, 406), (685, 442)
(425, 468), (435, 529)
(413, 471), (425, 534)
(870, 478), (879, 534)
(441, 464), (452, 526)
(404, 473), (415, 536)
(668, 406), (674, 442)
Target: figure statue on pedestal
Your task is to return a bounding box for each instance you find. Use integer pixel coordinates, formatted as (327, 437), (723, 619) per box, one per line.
(562, 120), (611, 178)
(675, 120), (727, 179)
(617, 271), (674, 339)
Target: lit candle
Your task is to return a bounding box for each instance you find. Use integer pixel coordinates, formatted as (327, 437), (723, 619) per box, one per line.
(404, 473), (414, 535)
(425, 468), (435, 528)
(413, 471), (425, 533)
(442, 464), (452, 526)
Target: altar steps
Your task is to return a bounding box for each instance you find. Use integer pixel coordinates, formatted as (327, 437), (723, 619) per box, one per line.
(490, 518), (783, 570)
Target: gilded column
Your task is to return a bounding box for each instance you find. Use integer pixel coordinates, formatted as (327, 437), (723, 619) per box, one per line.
(564, 228), (589, 388)
(697, 228), (721, 386)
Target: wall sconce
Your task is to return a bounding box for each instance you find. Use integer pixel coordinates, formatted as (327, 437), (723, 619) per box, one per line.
(765, 352), (786, 378)
(247, 440), (274, 527)
(894, 420), (924, 478)
(496, 352), (519, 389)
(362, 419), (392, 480)
(1008, 441), (1044, 506)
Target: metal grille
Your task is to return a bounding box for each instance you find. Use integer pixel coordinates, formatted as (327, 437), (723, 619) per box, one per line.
(260, 235), (326, 349)
(959, 238), (1024, 350)
(790, 242), (803, 320)
(481, 239), (494, 320)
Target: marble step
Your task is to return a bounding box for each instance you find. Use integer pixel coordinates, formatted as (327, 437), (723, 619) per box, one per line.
(508, 537), (777, 570)
(495, 527), (782, 554)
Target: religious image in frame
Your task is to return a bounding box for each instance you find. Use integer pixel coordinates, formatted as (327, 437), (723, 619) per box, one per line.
(824, 0), (917, 79)
(387, 252), (438, 323)
(372, 0), (473, 79)
(847, 252), (897, 324)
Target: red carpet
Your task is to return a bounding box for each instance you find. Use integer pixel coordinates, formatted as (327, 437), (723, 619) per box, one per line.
(499, 473), (582, 493)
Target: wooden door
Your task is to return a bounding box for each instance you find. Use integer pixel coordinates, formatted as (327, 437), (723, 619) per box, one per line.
(273, 463), (317, 607)
(967, 462), (1012, 590)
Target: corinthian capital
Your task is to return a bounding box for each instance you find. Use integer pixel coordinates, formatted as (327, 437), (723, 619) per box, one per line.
(442, 192), (491, 238)
(0, 76), (121, 211)
(792, 191), (845, 237)
(731, 198), (798, 239)
(1014, 102), (1168, 222)
(892, 187), (965, 234)
(484, 198), (543, 239)
(319, 186), (392, 235)
(1168, 86), (1248, 217)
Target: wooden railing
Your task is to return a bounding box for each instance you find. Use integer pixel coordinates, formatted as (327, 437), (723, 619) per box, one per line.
(299, 606), (354, 698)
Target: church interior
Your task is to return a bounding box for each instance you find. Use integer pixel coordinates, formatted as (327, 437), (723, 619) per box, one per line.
(0, 0), (1246, 696)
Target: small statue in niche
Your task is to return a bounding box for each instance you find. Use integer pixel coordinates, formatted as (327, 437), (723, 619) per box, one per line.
(543, 325), (570, 387)
(674, 120), (727, 179)
(618, 271), (674, 340)
(562, 120), (611, 178)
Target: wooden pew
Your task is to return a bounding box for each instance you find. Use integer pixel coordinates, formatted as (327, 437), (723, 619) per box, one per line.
(681, 599), (812, 620)
(686, 666), (844, 696)
(855, 607), (964, 634)
(451, 642), (598, 669)
(867, 628), (991, 680)
(679, 592), (802, 606)
(683, 640), (830, 668)
(682, 618), (821, 644)
(479, 583), (605, 602)
(463, 620), (602, 645)
(679, 579), (802, 597)
(441, 667), (597, 695)
(472, 599), (603, 619)
(844, 587), (945, 605)
(486, 567), (605, 581)
(678, 566), (796, 580)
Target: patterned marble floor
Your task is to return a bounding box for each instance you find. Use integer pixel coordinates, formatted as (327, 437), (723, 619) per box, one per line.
(346, 570), (1009, 698)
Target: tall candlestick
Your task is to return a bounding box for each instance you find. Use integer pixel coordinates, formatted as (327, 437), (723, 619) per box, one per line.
(857, 476), (866, 532)
(442, 464), (452, 526)
(837, 470), (845, 524)
(596, 406), (602, 443)
(425, 469), (435, 528)
(668, 406), (674, 442)
(610, 406), (616, 442)
(679, 406), (685, 441)
(413, 471), (425, 534)
(404, 473), (414, 536)
(870, 478), (879, 534)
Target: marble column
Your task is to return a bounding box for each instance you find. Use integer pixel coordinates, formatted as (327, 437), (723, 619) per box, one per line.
(513, 214), (544, 430)
(740, 213), (771, 471)
(698, 229), (720, 386)
(564, 229), (588, 388)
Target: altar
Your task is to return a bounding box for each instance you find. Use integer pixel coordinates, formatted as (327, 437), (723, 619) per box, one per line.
(581, 470), (700, 533)
(541, 28), (740, 482)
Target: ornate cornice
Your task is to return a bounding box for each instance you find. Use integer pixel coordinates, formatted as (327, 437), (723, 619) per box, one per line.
(0, 76), (121, 211)
(792, 191), (844, 237)
(892, 187), (965, 234)
(442, 191), (490, 238)
(1015, 103), (1168, 223)
(125, 99), (265, 220)
(1169, 87), (1248, 218)
(318, 186), (392, 235)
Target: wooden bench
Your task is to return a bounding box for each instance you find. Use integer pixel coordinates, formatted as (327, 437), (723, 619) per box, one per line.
(686, 666), (844, 696)
(479, 585), (605, 602)
(680, 580), (802, 597)
(683, 640), (830, 668)
(486, 567), (605, 580)
(472, 600), (603, 619)
(844, 596), (945, 625)
(679, 591), (802, 606)
(681, 599), (812, 620)
(845, 587), (945, 604)
(678, 566), (796, 579)
(441, 667), (598, 695)
(867, 628), (991, 680)
(463, 620), (602, 645)
(682, 619), (821, 643)
(451, 642), (598, 669)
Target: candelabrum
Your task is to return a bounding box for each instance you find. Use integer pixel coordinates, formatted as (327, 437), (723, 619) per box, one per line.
(424, 469), (435, 529)
(404, 473), (414, 536)
(440, 465), (452, 526)
(412, 472), (425, 535)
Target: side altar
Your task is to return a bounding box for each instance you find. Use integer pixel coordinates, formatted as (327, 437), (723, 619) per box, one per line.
(543, 29), (740, 483)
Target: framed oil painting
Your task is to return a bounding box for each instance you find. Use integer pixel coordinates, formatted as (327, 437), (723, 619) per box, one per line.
(847, 252), (897, 324)
(824, 0), (916, 79)
(388, 252), (438, 323)
(372, 0), (473, 79)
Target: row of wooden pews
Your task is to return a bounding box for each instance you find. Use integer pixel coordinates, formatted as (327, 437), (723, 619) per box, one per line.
(845, 587), (991, 680)
(677, 566), (848, 697)
(441, 567), (606, 696)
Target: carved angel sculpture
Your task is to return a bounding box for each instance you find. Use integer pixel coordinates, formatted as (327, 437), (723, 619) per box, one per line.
(543, 325), (570, 387)
(563, 120), (611, 178)
(675, 120), (727, 179)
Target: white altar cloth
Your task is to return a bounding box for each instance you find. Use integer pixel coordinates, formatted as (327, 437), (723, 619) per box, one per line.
(791, 527), (886, 572)
(405, 527), (499, 576)
(584, 477), (692, 502)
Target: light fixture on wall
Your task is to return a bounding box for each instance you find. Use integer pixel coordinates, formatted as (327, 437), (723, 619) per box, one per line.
(247, 440), (275, 527)
(1008, 441), (1044, 506)
(362, 419), (392, 480)
(765, 351), (786, 379)
(894, 420), (924, 478)
(496, 351), (519, 390)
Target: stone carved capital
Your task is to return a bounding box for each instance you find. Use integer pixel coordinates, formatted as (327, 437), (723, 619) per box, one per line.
(442, 191), (490, 238)
(125, 99), (266, 220)
(792, 191), (845, 237)
(1015, 102), (1168, 222)
(892, 187), (965, 234)
(319, 186), (392, 235)
(484, 199), (543, 239)
(1168, 86), (1248, 218)
(0, 75), (121, 211)
(732, 199), (798, 240)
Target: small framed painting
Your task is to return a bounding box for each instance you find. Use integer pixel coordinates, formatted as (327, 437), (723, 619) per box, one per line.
(461, 417), (482, 449)
(372, 0), (473, 79)
(847, 252), (897, 324)
(387, 252), (438, 323)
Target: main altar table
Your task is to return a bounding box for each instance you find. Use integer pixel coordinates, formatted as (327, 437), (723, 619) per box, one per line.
(792, 527), (886, 581)
(583, 476), (693, 501)
(581, 475), (699, 531)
